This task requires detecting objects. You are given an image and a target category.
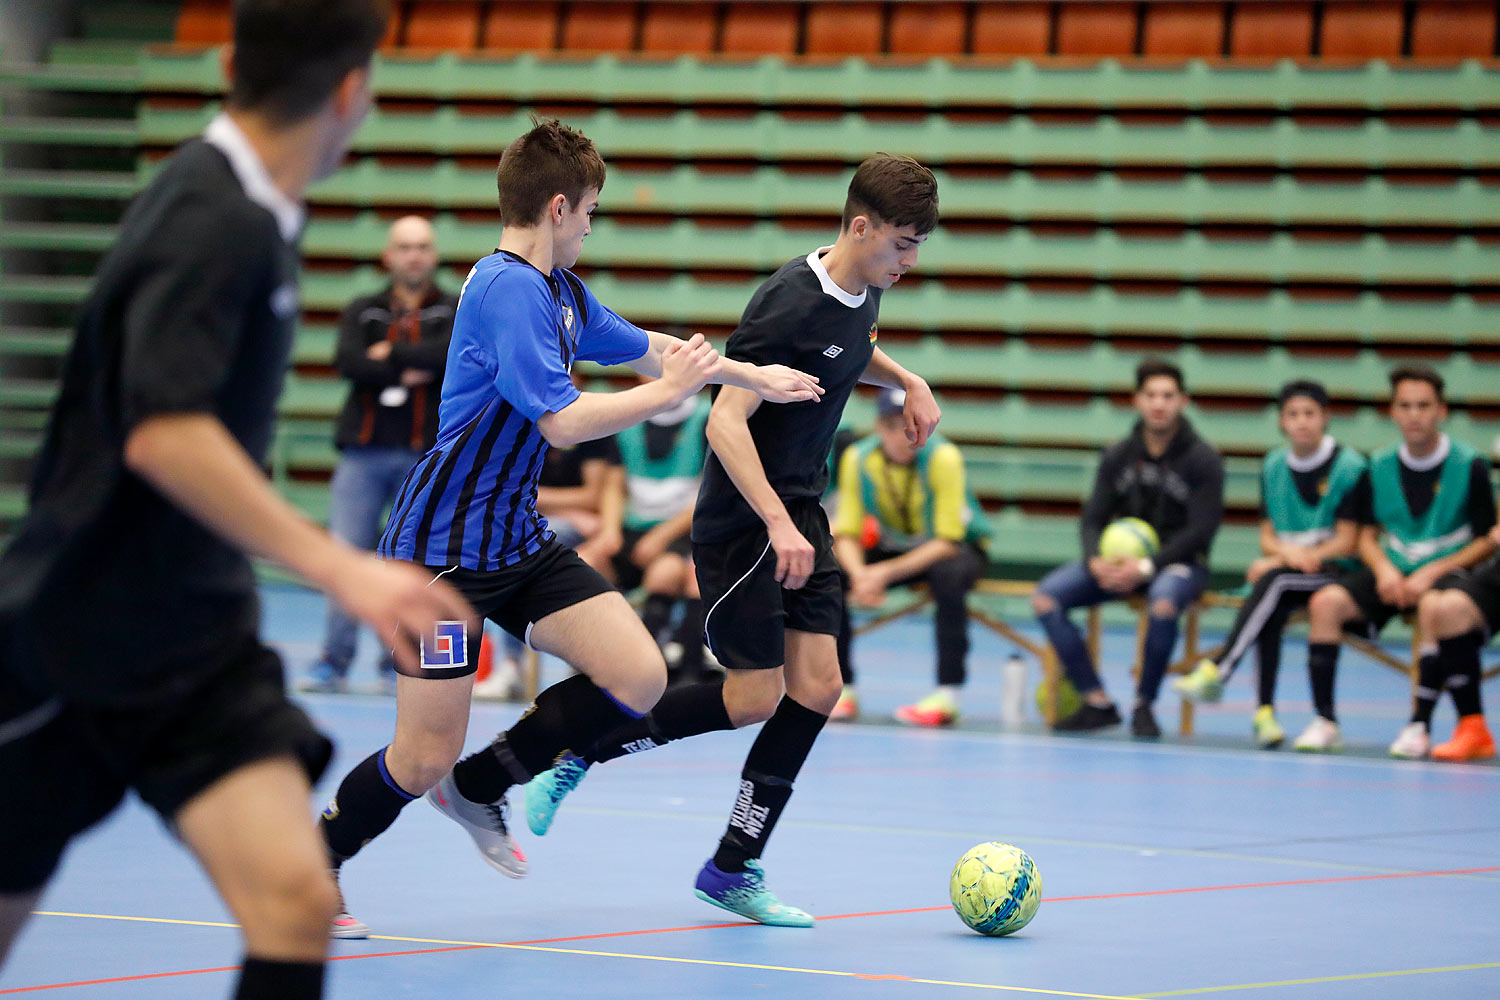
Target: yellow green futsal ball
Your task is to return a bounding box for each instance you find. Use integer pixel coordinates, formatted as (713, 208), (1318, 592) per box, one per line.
(1098, 517), (1159, 560)
(949, 842), (1042, 936)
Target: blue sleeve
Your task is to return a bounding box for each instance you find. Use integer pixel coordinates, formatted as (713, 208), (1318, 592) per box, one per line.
(480, 273), (580, 422)
(572, 276), (650, 366)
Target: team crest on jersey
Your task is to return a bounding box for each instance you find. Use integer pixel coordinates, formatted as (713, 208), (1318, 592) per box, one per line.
(421, 621), (468, 670)
(1318, 478), (1329, 496)
(561, 303), (575, 332)
(869, 322), (879, 344)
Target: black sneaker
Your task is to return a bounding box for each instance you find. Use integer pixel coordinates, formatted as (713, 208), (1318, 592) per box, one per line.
(1131, 704), (1161, 739)
(1052, 702), (1121, 732)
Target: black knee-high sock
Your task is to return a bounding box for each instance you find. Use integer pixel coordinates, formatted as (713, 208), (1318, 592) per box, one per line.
(1410, 646), (1443, 727)
(641, 593), (674, 642)
(235, 958), (323, 1000)
(712, 696), (828, 873)
(583, 679), (734, 765)
(1255, 629), (1282, 709)
(673, 599), (706, 677)
(1441, 632), (1485, 717)
(1307, 642), (1340, 722)
(451, 674), (643, 804)
(320, 747), (417, 863)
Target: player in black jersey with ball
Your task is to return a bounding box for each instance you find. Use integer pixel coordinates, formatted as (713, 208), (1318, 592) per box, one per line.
(523, 154), (942, 926)
(0, 4), (471, 998)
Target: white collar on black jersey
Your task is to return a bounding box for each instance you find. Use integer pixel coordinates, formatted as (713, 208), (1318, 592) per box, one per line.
(1285, 434), (1335, 473)
(1399, 433), (1450, 472)
(204, 113), (305, 244)
(805, 245), (867, 308)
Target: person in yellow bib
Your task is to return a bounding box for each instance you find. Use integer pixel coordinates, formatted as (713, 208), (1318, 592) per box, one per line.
(831, 389), (991, 725)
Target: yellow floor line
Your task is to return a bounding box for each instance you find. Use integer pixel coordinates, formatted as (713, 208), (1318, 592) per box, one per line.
(1140, 960), (1500, 996)
(374, 933), (1141, 998)
(31, 911), (237, 929)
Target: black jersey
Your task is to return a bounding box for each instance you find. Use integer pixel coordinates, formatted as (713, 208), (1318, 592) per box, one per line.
(0, 116), (302, 703)
(693, 248), (881, 543)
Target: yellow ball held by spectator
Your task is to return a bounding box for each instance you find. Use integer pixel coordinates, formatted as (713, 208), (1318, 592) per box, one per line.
(1098, 517), (1159, 560)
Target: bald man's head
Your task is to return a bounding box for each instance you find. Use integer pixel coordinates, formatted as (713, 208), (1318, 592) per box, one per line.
(383, 215), (438, 294)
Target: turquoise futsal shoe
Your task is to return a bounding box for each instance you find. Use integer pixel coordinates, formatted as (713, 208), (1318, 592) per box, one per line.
(693, 859), (814, 927)
(524, 752), (588, 836)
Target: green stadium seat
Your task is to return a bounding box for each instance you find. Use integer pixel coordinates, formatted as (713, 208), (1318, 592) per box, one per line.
(124, 51), (1499, 113)
(134, 103), (1500, 171)
(0, 168), (140, 200)
(0, 328), (74, 359)
(297, 162), (1500, 231)
(0, 115), (137, 147)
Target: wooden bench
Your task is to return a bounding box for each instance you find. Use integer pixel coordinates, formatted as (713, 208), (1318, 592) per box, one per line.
(856, 579), (1499, 736)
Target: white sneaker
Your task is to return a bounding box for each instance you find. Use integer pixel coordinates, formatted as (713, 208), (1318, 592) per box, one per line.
(425, 772), (529, 877)
(1293, 717), (1342, 752)
(1389, 722), (1431, 759)
(329, 868), (370, 939)
(472, 657), (524, 701)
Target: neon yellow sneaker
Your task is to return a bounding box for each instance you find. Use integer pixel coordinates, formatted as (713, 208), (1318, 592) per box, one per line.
(1171, 658), (1225, 704)
(1252, 705), (1285, 750)
(894, 689), (958, 727)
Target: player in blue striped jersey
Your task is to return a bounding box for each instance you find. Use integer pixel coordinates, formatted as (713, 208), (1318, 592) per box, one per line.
(317, 118), (822, 936)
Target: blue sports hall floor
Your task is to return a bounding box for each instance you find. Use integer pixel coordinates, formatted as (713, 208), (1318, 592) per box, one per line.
(4, 583), (1497, 999)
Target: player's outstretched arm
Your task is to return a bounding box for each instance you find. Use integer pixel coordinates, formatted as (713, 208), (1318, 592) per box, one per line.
(628, 330), (822, 404)
(705, 386), (816, 590)
(123, 412), (473, 671)
(540, 333), (720, 447)
(860, 347), (940, 446)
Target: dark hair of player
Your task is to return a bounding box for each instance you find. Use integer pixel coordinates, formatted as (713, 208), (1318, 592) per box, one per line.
(1388, 364), (1446, 402)
(496, 116), (609, 227)
(841, 153), (939, 236)
(1277, 379), (1329, 409)
(1134, 357), (1185, 393)
(227, 0), (390, 126)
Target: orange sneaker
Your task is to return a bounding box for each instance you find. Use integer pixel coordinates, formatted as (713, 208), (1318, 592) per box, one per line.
(1431, 714), (1496, 762)
(829, 688), (858, 722)
(894, 690), (959, 728)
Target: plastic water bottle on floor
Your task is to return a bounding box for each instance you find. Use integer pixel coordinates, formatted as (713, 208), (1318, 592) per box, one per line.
(1000, 653), (1026, 728)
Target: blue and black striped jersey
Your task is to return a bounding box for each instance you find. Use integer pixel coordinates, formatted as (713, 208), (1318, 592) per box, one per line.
(380, 250), (648, 570)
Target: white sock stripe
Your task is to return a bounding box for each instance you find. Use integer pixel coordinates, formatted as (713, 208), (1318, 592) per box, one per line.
(1222, 572), (1331, 675)
(0, 697), (62, 747)
(703, 540), (773, 656)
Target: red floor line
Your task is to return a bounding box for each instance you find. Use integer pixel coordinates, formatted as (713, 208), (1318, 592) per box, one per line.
(12, 864), (1498, 993)
(508, 864), (1500, 944)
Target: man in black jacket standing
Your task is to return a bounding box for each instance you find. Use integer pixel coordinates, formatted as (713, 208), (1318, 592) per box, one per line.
(303, 215), (458, 693)
(1031, 358), (1226, 738)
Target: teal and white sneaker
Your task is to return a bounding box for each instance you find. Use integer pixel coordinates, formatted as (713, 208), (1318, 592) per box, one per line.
(525, 752), (589, 836)
(1171, 658), (1225, 703)
(693, 859), (814, 928)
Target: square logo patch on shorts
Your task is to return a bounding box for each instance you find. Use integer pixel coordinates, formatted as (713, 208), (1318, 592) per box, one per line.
(421, 621), (468, 670)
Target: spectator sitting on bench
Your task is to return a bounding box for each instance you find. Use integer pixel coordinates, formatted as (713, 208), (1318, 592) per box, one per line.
(1031, 358), (1225, 739)
(611, 387), (712, 685)
(1294, 365), (1497, 753)
(1389, 510), (1500, 762)
(830, 388), (992, 726)
(1173, 380), (1367, 750)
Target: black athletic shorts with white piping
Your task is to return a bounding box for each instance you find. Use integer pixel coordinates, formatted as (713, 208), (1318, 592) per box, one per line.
(694, 497), (843, 671)
(414, 537), (614, 680)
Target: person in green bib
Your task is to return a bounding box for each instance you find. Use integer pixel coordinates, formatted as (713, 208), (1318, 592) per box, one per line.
(1397, 521), (1500, 762)
(831, 388), (991, 725)
(1295, 366), (1497, 752)
(1173, 381), (1366, 749)
(610, 390), (713, 682)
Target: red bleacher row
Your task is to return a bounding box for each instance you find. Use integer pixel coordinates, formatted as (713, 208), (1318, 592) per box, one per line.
(175, 1), (1498, 61)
